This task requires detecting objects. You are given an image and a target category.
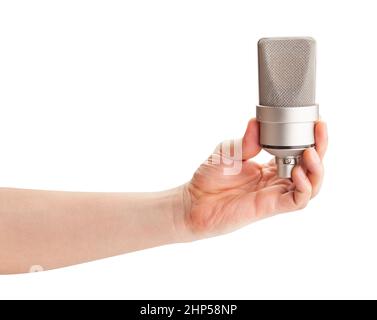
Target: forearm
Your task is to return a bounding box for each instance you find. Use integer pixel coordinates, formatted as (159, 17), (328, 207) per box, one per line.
(0, 187), (188, 274)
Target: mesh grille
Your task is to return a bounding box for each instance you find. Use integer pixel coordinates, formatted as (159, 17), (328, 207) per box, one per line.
(258, 37), (316, 107)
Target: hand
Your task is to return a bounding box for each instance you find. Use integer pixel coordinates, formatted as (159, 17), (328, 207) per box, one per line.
(182, 118), (328, 239)
(0, 118), (327, 273)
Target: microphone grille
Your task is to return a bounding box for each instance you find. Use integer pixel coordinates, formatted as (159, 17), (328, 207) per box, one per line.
(258, 37), (316, 107)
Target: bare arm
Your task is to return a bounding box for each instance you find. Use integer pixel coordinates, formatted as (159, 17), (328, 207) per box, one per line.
(0, 187), (187, 274)
(0, 119), (327, 274)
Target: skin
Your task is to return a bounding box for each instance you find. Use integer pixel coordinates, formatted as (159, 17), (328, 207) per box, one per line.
(0, 119), (327, 274)
(184, 119), (327, 239)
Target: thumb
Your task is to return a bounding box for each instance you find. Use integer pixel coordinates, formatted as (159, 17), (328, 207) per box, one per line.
(242, 118), (261, 160)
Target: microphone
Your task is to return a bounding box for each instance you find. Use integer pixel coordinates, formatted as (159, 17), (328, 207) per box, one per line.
(256, 37), (319, 178)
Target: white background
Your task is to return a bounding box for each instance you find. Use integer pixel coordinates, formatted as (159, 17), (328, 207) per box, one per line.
(0, 0), (376, 299)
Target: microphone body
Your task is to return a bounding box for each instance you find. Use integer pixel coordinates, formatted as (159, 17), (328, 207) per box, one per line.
(256, 37), (319, 178)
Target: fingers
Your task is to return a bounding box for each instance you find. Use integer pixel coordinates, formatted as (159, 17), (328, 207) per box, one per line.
(271, 165), (312, 214)
(302, 148), (324, 198)
(274, 121), (327, 212)
(300, 121), (327, 198)
(315, 121), (328, 160)
(242, 118), (261, 160)
(291, 165), (312, 208)
(277, 148), (322, 212)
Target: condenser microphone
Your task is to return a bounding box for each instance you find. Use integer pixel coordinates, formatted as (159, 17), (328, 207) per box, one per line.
(256, 37), (319, 178)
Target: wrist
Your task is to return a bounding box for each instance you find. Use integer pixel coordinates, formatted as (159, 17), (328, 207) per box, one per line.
(165, 184), (194, 243)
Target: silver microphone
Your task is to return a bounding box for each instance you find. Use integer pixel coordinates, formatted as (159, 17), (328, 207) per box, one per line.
(256, 37), (319, 178)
